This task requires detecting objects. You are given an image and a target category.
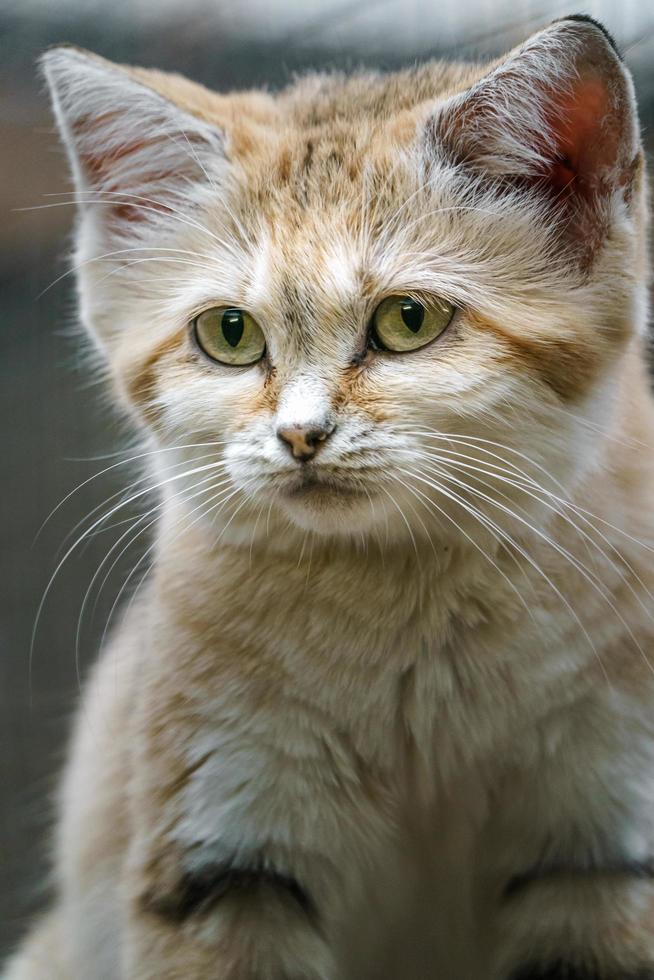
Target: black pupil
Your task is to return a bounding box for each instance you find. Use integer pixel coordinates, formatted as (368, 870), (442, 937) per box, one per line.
(400, 300), (424, 334)
(222, 309), (245, 348)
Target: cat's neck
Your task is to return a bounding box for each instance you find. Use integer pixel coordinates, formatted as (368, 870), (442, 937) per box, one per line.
(152, 499), (528, 667)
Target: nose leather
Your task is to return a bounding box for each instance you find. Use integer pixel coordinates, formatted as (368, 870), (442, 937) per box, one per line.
(277, 425), (334, 461)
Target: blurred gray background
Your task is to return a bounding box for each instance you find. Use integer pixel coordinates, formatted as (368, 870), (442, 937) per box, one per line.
(2, 0), (654, 963)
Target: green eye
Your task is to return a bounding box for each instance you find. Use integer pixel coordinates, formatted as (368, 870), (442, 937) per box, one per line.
(194, 307), (265, 365)
(371, 295), (455, 352)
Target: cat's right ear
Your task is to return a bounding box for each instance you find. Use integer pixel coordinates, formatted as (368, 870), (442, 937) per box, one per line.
(40, 47), (227, 230)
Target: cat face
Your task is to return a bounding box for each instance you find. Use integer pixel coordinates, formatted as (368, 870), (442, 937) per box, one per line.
(43, 19), (645, 543)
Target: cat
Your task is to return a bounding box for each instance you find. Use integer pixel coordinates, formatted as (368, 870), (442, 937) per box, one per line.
(4, 13), (654, 979)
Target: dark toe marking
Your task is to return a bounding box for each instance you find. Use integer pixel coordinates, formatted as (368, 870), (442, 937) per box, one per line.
(142, 860), (317, 924)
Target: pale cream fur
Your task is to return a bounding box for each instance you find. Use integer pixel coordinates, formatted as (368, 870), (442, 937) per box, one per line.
(4, 17), (654, 980)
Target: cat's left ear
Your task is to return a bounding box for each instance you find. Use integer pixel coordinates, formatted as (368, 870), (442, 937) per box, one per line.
(41, 46), (227, 229)
(427, 16), (641, 249)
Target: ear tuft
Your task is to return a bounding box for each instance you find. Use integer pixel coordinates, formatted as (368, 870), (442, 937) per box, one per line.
(557, 14), (622, 59)
(41, 47), (226, 227)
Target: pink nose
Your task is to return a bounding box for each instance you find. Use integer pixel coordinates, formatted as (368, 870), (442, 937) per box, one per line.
(277, 424), (334, 461)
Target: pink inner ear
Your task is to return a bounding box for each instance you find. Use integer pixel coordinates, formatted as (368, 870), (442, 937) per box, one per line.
(73, 113), (175, 223)
(546, 76), (619, 199)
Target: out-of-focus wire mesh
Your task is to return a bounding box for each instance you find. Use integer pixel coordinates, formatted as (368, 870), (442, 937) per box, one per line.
(1, 0), (653, 960)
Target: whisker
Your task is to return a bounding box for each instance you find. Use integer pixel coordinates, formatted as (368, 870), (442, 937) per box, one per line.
(92, 254), (222, 286)
(397, 463), (607, 678)
(403, 427), (654, 557)
(84, 470), (232, 627)
(30, 459), (227, 697)
(36, 244), (220, 299)
(378, 484), (421, 569)
(403, 462), (649, 676)
(96, 477), (250, 662)
(387, 470), (537, 621)
(213, 481), (260, 545)
(34, 440), (227, 544)
(399, 427), (569, 496)
(52, 450), (226, 559)
(20, 189), (238, 253)
(412, 450), (654, 617)
(248, 498), (268, 571)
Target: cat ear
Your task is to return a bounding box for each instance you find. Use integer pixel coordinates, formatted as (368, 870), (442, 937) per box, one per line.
(428, 17), (641, 249)
(41, 47), (227, 228)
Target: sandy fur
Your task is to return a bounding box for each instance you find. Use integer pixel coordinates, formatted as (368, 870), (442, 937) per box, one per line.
(5, 16), (654, 980)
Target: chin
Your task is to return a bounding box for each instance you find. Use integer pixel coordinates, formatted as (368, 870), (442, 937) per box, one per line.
(275, 483), (382, 536)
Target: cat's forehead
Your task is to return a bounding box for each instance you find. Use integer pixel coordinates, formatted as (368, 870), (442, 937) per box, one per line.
(223, 60), (484, 206)
(241, 220), (370, 342)
(222, 120), (452, 340)
(228, 134), (415, 323)
(234, 110), (405, 210)
(278, 61), (484, 124)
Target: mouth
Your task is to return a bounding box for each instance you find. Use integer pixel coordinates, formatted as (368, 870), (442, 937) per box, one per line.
(266, 466), (385, 534)
(282, 472), (370, 502)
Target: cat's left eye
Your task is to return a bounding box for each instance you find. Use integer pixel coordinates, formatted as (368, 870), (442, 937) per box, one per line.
(371, 295), (455, 352)
(193, 307), (266, 366)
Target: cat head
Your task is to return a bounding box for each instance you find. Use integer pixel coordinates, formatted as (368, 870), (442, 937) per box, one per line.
(42, 18), (647, 545)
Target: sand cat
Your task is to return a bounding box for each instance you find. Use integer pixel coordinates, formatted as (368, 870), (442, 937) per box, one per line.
(5, 15), (654, 979)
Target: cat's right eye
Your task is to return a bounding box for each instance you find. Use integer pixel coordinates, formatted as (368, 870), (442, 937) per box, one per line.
(193, 307), (266, 366)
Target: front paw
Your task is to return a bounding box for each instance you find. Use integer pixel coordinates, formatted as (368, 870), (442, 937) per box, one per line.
(129, 857), (335, 980)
